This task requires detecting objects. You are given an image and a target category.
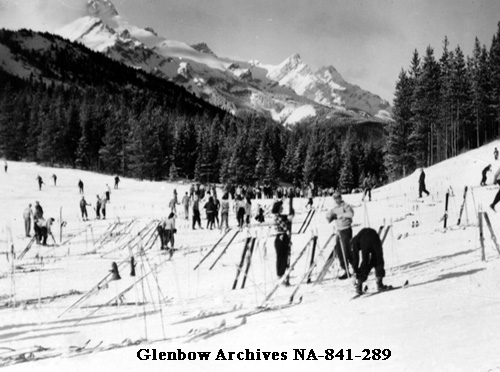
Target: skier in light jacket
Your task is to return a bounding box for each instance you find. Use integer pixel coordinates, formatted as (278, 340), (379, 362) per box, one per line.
(326, 191), (354, 279)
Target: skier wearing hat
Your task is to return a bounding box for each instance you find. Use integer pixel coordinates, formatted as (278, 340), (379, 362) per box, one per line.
(326, 191), (354, 279)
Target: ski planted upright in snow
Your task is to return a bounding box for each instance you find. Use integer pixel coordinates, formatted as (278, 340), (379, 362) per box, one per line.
(232, 237), (252, 290)
(443, 191), (450, 228)
(457, 186), (468, 225)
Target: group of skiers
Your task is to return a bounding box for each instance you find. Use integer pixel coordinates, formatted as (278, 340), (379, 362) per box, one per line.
(23, 201), (55, 246)
(79, 183), (112, 221)
(271, 190), (389, 295)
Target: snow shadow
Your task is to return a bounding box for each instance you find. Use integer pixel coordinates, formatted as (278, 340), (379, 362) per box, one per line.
(411, 268), (486, 288)
(392, 248), (477, 272)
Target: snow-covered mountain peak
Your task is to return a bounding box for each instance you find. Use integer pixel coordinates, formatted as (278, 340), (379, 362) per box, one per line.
(87, 0), (118, 19)
(317, 65), (346, 85)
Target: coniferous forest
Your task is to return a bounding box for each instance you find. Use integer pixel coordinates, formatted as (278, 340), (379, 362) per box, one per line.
(386, 22), (500, 180)
(1, 22), (500, 190)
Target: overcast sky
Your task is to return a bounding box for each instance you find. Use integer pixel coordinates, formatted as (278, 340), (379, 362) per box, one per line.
(1, 0), (500, 103)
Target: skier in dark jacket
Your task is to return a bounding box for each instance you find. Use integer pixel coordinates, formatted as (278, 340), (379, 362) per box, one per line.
(418, 168), (430, 198)
(272, 192), (292, 285)
(36, 175), (44, 190)
(204, 196), (216, 229)
(481, 164), (491, 186)
(351, 227), (390, 294)
(78, 179), (84, 194)
(80, 196), (91, 221)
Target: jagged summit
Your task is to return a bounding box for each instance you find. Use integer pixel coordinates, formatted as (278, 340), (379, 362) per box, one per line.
(52, 0), (392, 124)
(87, 0), (118, 19)
(191, 42), (217, 57)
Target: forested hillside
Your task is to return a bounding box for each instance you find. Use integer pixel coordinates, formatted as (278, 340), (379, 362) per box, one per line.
(0, 29), (385, 190)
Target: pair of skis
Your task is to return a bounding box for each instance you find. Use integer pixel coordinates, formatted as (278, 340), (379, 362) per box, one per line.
(262, 235), (315, 306)
(232, 236), (257, 290)
(351, 280), (409, 300)
(297, 208), (315, 234)
(193, 228), (241, 271)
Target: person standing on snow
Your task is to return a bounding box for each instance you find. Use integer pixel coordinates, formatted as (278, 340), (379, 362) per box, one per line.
(204, 196), (216, 230)
(164, 212), (176, 253)
(326, 191), (354, 280)
(36, 175), (44, 190)
(95, 195), (102, 220)
(80, 196), (91, 221)
(78, 179), (84, 194)
(105, 184), (111, 202)
(481, 164), (492, 186)
(114, 175), (120, 189)
(350, 227), (390, 295)
(52, 174), (57, 186)
(181, 192), (190, 220)
(192, 195), (202, 230)
(490, 166), (500, 211)
(418, 168), (430, 198)
(220, 193), (230, 231)
(272, 192), (292, 286)
(235, 195), (246, 229)
(23, 203), (34, 237)
(101, 194), (107, 219)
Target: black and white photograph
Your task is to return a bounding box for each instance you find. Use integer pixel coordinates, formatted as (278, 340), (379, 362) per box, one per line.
(1, 0), (500, 371)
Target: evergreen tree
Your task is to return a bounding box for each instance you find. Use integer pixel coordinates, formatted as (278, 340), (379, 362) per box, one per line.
(386, 69), (416, 180)
(410, 46), (441, 167)
(489, 21), (500, 137)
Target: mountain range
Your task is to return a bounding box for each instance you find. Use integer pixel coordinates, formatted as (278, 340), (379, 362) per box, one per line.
(51, 0), (392, 125)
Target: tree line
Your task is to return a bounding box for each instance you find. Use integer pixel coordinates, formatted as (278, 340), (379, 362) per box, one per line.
(0, 71), (385, 190)
(0, 28), (385, 190)
(386, 22), (500, 180)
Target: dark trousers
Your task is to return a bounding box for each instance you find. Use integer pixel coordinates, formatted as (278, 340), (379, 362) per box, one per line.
(192, 209), (201, 229)
(419, 183), (429, 197)
(24, 218), (31, 237)
(335, 228), (352, 271)
(350, 228), (385, 282)
(237, 208), (245, 228)
(274, 233), (290, 277)
(40, 226), (48, 245)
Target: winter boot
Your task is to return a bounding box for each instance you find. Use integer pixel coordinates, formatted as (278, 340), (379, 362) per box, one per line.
(376, 277), (389, 292)
(354, 279), (363, 295)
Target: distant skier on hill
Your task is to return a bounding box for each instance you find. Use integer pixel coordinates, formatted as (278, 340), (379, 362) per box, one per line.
(114, 175), (120, 189)
(78, 179), (84, 194)
(481, 164), (492, 186)
(350, 227), (390, 295)
(494, 147), (499, 160)
(418, 168), (430, 198)
(36, 175), (44, 190)
(80, 196), (91, 221)
(52, 174), (57, 186)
